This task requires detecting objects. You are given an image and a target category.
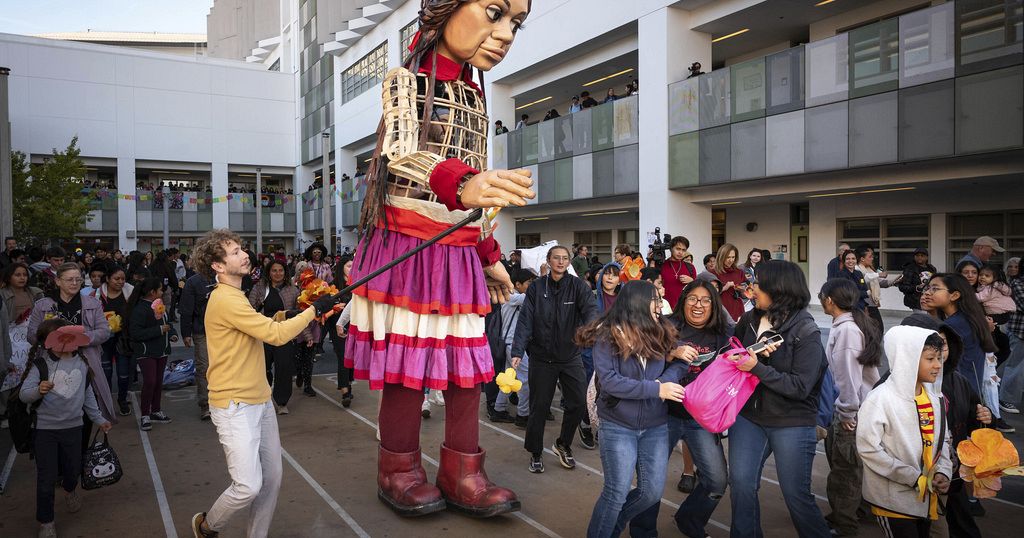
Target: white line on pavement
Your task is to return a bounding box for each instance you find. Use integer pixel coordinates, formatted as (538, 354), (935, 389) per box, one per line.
(281, 448), (371, 538)
(130, 392), (178, 538)
(0, 446), (17, 494)
(311, 386), (565, 538)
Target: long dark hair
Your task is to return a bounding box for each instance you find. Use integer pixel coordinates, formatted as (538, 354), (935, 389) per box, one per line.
(754, 260), (810, 328)
(0, 262), (30, 287)
(576, 280), (678, 360)
(819, 278), (882, 367)
(933, 273), (997, 352)
(357, 0), (532, 243)
(670, 280), (730, 337)
(262, 260), (289, 287)
(125, 277), (164, 339)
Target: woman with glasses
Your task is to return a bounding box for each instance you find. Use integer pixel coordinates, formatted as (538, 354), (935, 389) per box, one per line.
(922, 273), (997, 397)
(27, 262), (116, 445)
(727, 260), (831, 537)
(630, 279), (733, 538)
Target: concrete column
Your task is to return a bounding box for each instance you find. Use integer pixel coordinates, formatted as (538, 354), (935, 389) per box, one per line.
(487, 82), (516, 145)
(637, 7), (713, 259)
(0, 67), (12, 242)
(808, 198), (838, 305)
(334, 147), (358, 250)
(930, 213), (947, 272)
(211, 162), (229, 229)
(116, 157), (138, 251)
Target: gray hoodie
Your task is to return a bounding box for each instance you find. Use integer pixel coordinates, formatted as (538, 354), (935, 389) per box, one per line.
(856, 325), (950, 519)
(19, 353), (108, 430)
(826, 312), (879, 421)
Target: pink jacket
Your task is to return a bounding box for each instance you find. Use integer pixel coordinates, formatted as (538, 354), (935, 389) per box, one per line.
(976, 282), (1016, 315)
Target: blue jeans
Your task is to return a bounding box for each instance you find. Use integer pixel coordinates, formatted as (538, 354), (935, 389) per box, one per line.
(999, 332), (1024, 405)
(630, 415), (728, 538)
(728, 415), (830, 538)
(588, 421), (669, 538)
(102, 338), (133, 404)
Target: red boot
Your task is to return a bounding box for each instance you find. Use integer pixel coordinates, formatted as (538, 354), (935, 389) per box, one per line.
(436, 444), (520, 517)
(377, 445), (446, 516)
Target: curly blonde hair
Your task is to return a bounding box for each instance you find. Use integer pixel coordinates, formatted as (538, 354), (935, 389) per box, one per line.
(191, 229), (242, 280)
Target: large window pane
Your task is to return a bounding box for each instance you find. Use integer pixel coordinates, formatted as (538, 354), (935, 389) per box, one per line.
(699, 125), (731, 184)
(492, 132), (508, 169)
(807, 33), (849, 106)
(613, 95), (640, 146)
(699, 69), (731, 128)
(613, 145), (639, 194)
(669, 132), (699, 188)
(592, 102), (615, 151)
(899, 80), (955, 161)
(555, 158), (574, 201)
(507, 129), (523, 168)
(593, 149), (615, 196)
(573, 153), (594, 199)
(669, 78), (700, 135)
(731, 118), (766, 180)
(767, 46), (805, 115)
(554, 115), (574, 159)
(955, 65), (1024, 153)
(766, 110), (805, 176)
(522, 123), (539, 165)
(900, 3), (956, 87)
(805, 102), (849, 171)
(537, 119), (555, 163)
(538, 162), (555, 203)
(850, 19), (900, 98)
(731, 58), (766, 122)
(573, 108), (592, 154)
(849, 91), (898, 166)
(956, 0), (1024, 75)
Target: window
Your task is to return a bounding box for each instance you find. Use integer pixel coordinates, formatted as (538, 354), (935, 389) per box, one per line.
(341, 42), (389, 104)
(839, 215), (929, 270)
(516, 233), (541, 249)
(400, 20), (418, 65)
(575, 230), (613, 263)
(947, 210), (1024, 269)
(617, 229), (640, 256)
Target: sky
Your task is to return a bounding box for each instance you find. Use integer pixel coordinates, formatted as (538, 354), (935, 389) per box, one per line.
(0, 0), (214, 36)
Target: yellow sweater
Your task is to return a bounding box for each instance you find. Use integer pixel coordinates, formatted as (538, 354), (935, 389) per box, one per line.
(204, 283), (317, 408)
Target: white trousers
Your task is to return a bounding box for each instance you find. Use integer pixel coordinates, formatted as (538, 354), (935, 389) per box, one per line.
(207, 400), (282, 538)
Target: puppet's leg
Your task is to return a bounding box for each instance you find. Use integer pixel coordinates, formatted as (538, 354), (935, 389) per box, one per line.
(436, 384), (520, 517)
(377, 383), (445, 516)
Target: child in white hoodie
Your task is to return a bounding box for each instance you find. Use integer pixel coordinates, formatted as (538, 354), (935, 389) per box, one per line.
(857, 326), (951, 537)
(493, 269), (535, 427)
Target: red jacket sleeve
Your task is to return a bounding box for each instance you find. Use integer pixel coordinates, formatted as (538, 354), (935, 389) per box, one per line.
(476, 235), (501, 267)
(429, 158), (478, 211)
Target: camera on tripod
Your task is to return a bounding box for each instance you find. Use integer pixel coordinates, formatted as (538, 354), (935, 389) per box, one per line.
(648, 227), (672, 266)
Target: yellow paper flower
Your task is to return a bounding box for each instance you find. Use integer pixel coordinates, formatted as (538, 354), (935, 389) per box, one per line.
(957, 428), (1021, 498)
(496, 368), (522, 394)
(104, 312), (122, 333)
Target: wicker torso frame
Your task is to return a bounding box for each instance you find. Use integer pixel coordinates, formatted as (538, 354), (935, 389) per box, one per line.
(381, 67), (488, 204)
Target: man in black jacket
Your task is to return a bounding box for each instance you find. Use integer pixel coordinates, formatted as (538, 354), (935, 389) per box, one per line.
(897, 248), (937, 310)
(179, 272), (215, 420)
(511, 245), (597, 473)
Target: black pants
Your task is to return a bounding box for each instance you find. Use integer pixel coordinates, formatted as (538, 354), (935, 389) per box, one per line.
(945, 479), (982, 538)
(296, 343), (315, 390)
(525, 358), (586, 455)
(867, 306), (884, 334)
(328, 321), (352, 390)
(35, 427), (83, 523)
(265, 342), (296, 406)
(876, 516), (930, 538)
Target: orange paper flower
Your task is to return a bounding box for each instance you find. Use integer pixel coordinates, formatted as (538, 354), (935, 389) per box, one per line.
(957, 428), (1022, 498)
(296, 270), (342, 322)
(619, 256), (645, 282)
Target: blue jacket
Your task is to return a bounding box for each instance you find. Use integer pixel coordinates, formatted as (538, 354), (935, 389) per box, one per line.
(593, 339), (687, 431)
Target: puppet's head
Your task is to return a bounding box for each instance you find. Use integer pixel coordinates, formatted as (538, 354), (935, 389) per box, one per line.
(413, 0), (531, 71)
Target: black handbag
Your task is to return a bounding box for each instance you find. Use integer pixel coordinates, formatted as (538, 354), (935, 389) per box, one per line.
(81, 431), (123, 490)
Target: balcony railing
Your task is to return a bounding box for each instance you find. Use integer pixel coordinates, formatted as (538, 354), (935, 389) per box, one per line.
(492, 94), (640, 205)
(81, 188), (118, 233)
(134, 189), (297, 233)
(668, 0), (1024, 188)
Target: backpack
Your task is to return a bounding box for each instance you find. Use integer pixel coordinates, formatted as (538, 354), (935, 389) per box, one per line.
(817, 366), (840, 429)
(6, 357), (49, 455)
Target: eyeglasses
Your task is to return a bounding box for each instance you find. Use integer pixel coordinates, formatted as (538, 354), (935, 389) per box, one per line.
(549, 256), (570, 262)
(923, 286), (948, 295)
(685, 296), (713, 306)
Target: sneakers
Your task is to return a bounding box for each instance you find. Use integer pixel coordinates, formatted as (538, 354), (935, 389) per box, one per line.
(65, 489), (82, 513)
(149, 411), (172, 423)
(514, 414), (529, 429)
(38, 522), (57, 538)
(118, 401), (132, 416)
(1000, 401), (1020, 414)
(529, 454), (545, 473)
(489, 408), (514, 423)
(140, 416), (152, 431)
(995, 417), (1015, 433)
(277, 405), (290, 415)
(678, 473), (697, 493)
(578, 425), (596, 450)
(428, 390), (445, 407)
(341, 390), (353, 408)
(421, 399), (431, 418)
(553, 440), (576, 470)
(191, 512), (219, 537)
(968, 498), (985, 517)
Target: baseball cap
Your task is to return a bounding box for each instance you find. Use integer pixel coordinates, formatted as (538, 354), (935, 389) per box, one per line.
(913, 247), (928, 255)
(974, 236), (1005, 252)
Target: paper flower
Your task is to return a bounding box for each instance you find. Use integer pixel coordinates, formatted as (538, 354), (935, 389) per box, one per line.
(104, 311), (122, 333)
(296, 269), (342, 322)
(619, 256), (645, 282)
(957, 428), (1022, 498)
(151, 298), (166, 319)
(496, 368), (522, 394)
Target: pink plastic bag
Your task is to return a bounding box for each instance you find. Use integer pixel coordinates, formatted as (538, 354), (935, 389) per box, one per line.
(681, 337), (760, 433)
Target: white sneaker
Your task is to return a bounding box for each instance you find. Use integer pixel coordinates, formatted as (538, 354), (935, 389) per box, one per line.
(277, 405), (289, 415)
(421, 398), (431, 418)
(428, 390), (445, 407)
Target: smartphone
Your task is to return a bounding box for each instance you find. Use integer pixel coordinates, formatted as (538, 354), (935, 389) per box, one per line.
(747, 334), (784, 355)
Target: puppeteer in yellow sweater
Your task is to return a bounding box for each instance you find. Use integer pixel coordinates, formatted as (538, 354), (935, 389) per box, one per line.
(204, 283), (317, 408)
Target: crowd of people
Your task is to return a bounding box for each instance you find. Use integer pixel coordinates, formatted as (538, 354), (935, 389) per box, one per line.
(2, 230), (1022, 537)
(500, 79), (639, 132)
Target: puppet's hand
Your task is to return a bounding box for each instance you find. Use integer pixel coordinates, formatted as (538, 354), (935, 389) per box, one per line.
(460, 169), (534, 208)
(484, 262), (513, 304)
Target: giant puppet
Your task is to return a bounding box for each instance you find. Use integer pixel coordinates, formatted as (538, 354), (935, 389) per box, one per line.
(345, 0), (534, 518)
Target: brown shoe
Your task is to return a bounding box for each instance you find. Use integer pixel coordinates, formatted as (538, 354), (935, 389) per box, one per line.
(436, 444), (520, 517)
(377, 445), (446, 516)
(191, 512), (218, 537)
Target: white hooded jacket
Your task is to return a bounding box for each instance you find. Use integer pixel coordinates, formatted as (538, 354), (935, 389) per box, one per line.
(856, 325), (951, 519)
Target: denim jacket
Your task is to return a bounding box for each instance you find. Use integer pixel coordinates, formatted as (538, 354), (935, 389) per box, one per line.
(593, 339), (687, 430)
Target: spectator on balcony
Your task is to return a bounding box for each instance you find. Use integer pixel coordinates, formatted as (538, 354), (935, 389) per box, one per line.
(581, 91), (599, 108)
(627, 80), (638, 96)
(494, 120), (509, 134)
(686, 62), (704, 79)
(569, 96), (582, 114)
(603, 88), (617, 104)
(516, 114), (529, 129)
(543, 109), (560, 121)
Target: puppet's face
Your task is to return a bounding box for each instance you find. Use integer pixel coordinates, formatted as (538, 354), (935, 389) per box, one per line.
(438, 0), (529, 71)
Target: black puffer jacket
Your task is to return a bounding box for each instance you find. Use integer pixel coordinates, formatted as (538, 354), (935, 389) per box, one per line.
(734, 309), (828, 427)
(897, 261), (938, 309)
(511, 274), (597, 364)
